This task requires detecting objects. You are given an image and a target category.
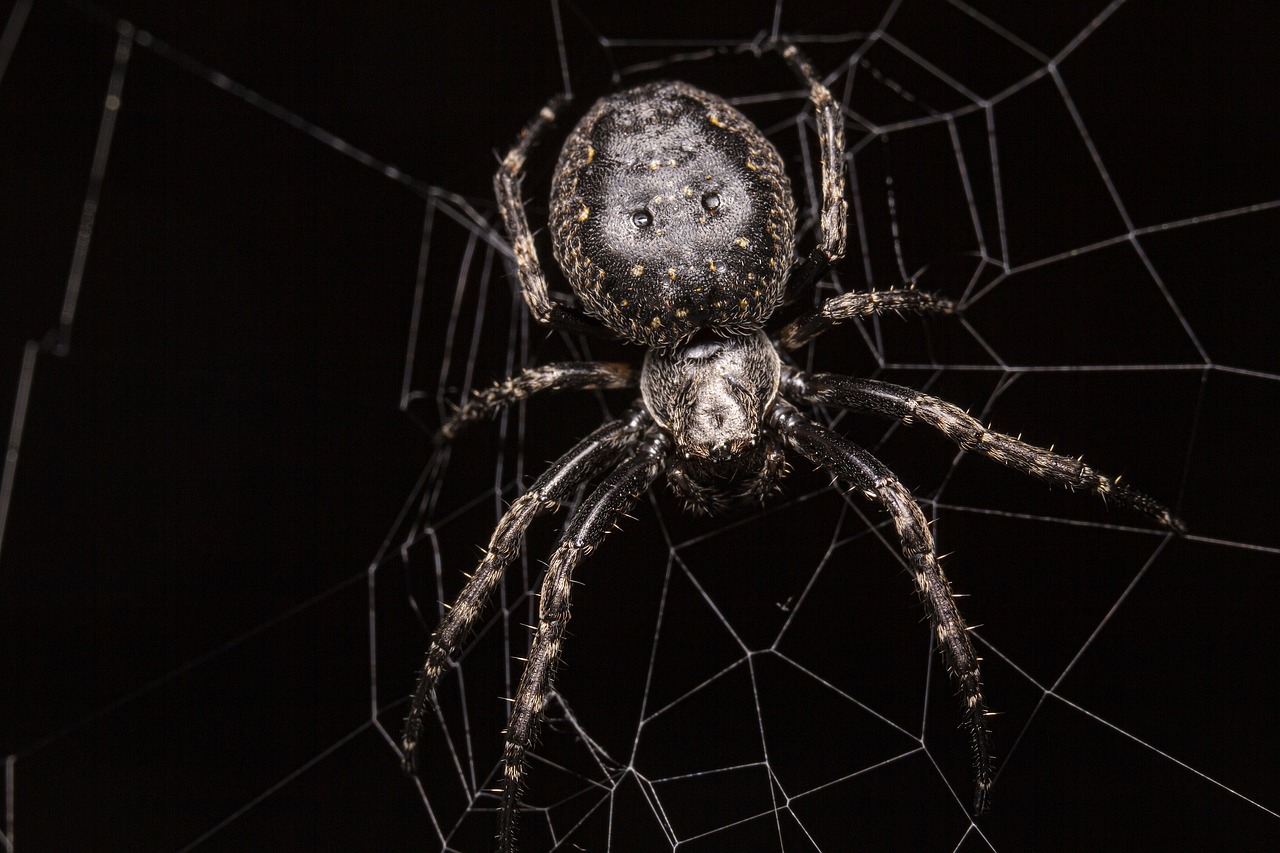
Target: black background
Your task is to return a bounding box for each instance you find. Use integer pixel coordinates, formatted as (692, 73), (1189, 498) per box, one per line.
(2, 1), (1278, 851)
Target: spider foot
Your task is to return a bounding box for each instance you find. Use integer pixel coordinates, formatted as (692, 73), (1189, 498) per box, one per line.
(496, 755), (526, 853)
(1110, 480), (1187, 533)
(400, 738), (420, 775)
(973, 777), (992, 816)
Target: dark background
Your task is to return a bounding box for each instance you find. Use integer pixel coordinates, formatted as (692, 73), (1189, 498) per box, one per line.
(2, 1), (1278, 851)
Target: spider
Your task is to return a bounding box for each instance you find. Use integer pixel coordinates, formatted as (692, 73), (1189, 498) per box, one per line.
(401, 40), (1184, 850)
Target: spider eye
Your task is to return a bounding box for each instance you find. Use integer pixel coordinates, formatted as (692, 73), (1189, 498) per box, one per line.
(631, 209), (653, 228)
(701, 192), (721, 212)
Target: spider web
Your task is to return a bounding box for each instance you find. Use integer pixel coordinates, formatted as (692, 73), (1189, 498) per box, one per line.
(1, 1), (1277, 850)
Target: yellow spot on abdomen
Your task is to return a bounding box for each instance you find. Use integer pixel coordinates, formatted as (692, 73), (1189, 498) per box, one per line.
(631, 264), (644, 277)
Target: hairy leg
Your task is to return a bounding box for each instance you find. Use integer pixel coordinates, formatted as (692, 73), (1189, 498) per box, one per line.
(783, 369), (1184, 531)
(766, 38), (847, 302)
(772, 401), (994, 813)
(778, 288), (956, 350)
(439, 361), (635, 441)
(400, 409), (648, 770)
(761, 40), (955, 348)
(494, 95), (611, 337)
(496, 428), (670, 851)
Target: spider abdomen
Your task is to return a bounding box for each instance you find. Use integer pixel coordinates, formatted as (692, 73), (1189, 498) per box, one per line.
(550, 82), (797, 347)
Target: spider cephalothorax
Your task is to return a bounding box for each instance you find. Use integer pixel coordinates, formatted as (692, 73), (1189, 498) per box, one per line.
(402, 40), (1184, 853)
(642, 330), (789, 513)
(641, 330), (780, 460)
(550, 80), (796, 347)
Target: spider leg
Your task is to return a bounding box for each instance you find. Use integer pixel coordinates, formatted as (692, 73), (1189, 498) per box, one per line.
(771, 401), (994, 814)
(779, 288), (957, 350)
(767, 39), (847, 303)
(764, 41), (955, 347)
(497, 427), (670, 852)
(783, 368), (1185, 531)
(400, 409), (648, 772)
(495, 95), (613, 338)
(439, 361), (636, 441)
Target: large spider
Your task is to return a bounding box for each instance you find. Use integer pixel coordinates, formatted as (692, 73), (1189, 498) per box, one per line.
(401, 41), (1183, 850)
